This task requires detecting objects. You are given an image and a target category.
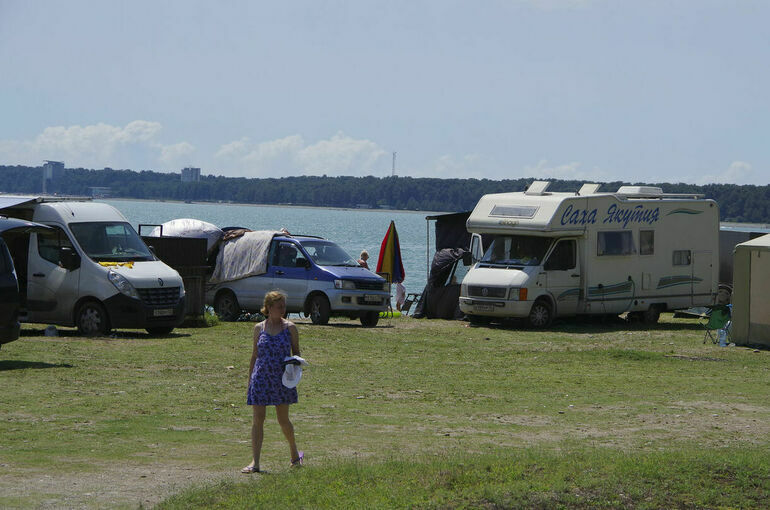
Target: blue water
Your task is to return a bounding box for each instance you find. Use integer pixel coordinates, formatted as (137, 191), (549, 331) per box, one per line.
(103, 199), (436, 297)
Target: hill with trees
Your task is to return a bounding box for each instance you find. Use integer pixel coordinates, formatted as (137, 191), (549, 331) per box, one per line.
(1, 164), (768, 223)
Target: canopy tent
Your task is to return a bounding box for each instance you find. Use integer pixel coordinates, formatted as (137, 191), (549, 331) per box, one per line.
(731, 233), (770, 347)
(376, 220), (405, 284)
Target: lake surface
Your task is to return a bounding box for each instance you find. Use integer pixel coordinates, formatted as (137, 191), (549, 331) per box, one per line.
(103, 199), (438, 297)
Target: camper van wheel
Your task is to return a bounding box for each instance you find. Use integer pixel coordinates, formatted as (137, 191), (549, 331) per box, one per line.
(76, 301), (111, 336)
(642, 306), (661, 324)
(309, 295), (330, 325)
(360, 311), (379, 328)
(467, 314), (491, 326)
(528, 300), (553, 328)
(146, 327), (174, 336)
(214, 291), (241, 322)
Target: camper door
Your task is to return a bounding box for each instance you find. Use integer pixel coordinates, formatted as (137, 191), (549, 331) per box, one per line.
(27, 227), (80, 323)
(542, 239), (580, 316)
(691, 250), (714, 306)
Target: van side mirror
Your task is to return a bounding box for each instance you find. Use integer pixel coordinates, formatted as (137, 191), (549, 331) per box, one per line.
(462, 252), (472, 266)
(60, 246), (81, 271)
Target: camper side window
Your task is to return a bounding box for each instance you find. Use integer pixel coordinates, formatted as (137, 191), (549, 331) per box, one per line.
(640, 231), (654, 255)
(597, 231), (635, 256)
(673, 250), (691, 266)
(37, 227), (74, 266)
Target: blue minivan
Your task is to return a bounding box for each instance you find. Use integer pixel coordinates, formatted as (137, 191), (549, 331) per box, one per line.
(206, 235), (390, 327)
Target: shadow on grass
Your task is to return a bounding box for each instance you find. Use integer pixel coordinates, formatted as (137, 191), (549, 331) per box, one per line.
(468, 316), (703, 335)
(20, 328), (192, 340)
(0, 360), (73, 371)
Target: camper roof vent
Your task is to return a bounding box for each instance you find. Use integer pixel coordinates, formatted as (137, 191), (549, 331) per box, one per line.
(578, 183), (601, 195)
(616, 186), (663, 197)
(525, 181), (551, 196)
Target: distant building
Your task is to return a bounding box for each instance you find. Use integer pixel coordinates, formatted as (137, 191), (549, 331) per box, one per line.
(42, 160), (64, 194)
(88, 186), (112, 198)
(181, 167), (201, 182)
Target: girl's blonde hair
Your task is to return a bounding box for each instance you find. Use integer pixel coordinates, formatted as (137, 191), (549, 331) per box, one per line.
(261, 290), (286, 316)
(360, 250), (369, 259)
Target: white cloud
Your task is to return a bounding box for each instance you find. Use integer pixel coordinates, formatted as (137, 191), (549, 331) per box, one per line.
(695, 161), (754, 185)
(0, 121), (193, 171)
(523, 159), (608, 181)
(430, 154), (489, 179)
(214, 132), (388, 177)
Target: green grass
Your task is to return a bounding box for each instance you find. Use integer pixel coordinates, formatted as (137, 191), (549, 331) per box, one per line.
(1, 314), (769, 508)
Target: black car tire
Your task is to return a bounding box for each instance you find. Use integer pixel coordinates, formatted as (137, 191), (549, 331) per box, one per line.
(528, 300), (553, 328)
(309, 295), (330, 325)
(214, 291), (241, 322)
(77, 301), (111, 336)
(360, 311), (379, 327)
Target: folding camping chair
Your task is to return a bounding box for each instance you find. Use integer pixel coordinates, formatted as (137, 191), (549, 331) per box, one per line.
(701, 304), (732, 344)
(400, 292), (421, 315)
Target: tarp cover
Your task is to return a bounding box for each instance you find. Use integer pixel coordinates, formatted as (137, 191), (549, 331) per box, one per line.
(148, 218), (224, 255)
(209, 230), (281, 284)
(413, 247), (467, 319)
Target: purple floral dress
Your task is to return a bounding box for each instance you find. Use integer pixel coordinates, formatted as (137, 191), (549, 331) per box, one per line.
(247, 322), (298, 406)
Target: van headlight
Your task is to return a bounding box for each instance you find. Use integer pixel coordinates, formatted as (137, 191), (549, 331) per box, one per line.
(108, 270), (140, 299)
(382, 282), (389, 291)
(334, 279), (356, 290)
(179, 284), (186, 298)
(509, 288), (528, 301)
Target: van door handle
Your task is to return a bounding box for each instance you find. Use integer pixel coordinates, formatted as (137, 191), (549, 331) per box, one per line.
(276, 270), (285, 275)
(571, 274), (580, 278)
(33, 273), (45, 277)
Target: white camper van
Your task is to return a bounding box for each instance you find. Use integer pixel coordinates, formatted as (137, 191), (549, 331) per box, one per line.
(459, 181), (719, 327)
(0, 196), (185, 335)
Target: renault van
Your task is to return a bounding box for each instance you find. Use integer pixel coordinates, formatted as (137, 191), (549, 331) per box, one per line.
(0, 196), (185, 336)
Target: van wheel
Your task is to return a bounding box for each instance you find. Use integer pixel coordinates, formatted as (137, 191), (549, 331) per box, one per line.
(467, 314), (491, 326)
(360, 311), (379, 327)
(642, 306), (661, 324)
(528, 300), (553, 328)
(309, 295), (330, 325)
(214, 291), (240, 322)
(146, 327), (174, 336)
(77, 301), (111, 336)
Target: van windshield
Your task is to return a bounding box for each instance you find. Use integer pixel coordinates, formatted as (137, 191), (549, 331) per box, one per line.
(299, 240), (360, 267)
(70, 222), (154, 262)
(481, 235), (552, 267)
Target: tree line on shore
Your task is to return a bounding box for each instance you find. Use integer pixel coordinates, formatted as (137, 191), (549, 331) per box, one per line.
(1, 164), (768, 223)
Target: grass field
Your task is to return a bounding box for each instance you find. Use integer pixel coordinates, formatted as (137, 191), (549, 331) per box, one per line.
(1, 314), (768, 508)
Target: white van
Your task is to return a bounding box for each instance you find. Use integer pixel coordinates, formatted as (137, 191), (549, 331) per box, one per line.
(459, 181), (720, 326)
(0, 196), (185, 335)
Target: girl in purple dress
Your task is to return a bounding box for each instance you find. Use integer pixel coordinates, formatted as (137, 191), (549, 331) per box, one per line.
(241, 291), (303, 473)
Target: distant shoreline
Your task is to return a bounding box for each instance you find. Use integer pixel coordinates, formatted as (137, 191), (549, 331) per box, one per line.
(104, 197), (450, 216)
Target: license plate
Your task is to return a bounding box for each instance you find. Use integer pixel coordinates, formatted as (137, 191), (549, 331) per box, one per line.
(153, 308), (173, 317)
(475, 304), (493, 312)
(364, 295), (381, 303)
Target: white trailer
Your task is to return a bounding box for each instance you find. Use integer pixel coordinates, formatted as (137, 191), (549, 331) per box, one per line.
(459, 181), (720, 327)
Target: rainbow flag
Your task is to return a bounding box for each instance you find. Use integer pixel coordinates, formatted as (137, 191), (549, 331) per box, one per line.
(375, 220), (405, 284)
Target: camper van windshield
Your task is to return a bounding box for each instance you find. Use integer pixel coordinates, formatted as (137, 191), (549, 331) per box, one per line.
(70, 222), (154, 262)
(299, 240), (360, 267)
(481, 235), (552, 267)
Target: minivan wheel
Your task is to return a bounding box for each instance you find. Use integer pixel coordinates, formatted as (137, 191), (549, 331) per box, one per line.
(360, 311), (379, 327)
(214, 291), (240, 322)
(309, 295), (330, 325)
(77, 301), (111, 336)
(528, 300), (553, 328)
(146, 327), (174, 336)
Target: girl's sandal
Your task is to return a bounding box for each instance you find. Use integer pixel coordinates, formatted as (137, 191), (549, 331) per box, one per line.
(290, 451), (304, 468)
(241, 465), (260, 474)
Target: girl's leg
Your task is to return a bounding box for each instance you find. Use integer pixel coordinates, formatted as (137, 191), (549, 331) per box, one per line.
(246, 405), (266, 470)
(275, 404), (300, 462)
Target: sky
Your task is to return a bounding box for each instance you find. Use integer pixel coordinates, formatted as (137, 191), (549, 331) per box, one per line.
(0, 0), (768, 185)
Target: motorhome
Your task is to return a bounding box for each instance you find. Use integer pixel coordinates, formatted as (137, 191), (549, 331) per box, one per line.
(0, 196), (185, 336)
(459, 181), (720, 326)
